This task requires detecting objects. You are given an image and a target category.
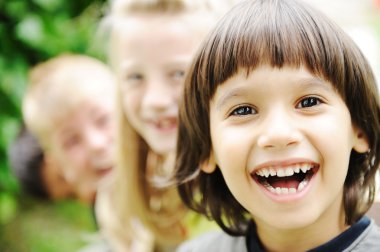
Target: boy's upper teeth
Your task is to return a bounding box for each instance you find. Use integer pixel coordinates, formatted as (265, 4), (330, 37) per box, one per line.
(255, 163), (312, 178)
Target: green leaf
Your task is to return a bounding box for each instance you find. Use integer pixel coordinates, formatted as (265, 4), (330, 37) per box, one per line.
(3, 0), (28, 20)
(31, 0), (64, 12)
(0, 192), (18, 224)
(0, 117), (20, 148)
(15, 14), (44, 48)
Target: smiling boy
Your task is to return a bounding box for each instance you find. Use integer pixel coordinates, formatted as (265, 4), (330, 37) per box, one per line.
(173, 0), (380, 251)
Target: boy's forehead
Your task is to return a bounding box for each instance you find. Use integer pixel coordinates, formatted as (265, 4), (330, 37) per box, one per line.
(45, 97), (113, 138)
(209, 65), (335, 104)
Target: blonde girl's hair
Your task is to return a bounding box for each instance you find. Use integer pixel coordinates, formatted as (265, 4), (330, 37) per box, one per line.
(104, 0), (234, 247)
(100, 0), (235, 68)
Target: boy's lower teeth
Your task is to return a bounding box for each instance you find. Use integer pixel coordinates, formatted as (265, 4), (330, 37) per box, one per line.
(263, 178), (309, 195)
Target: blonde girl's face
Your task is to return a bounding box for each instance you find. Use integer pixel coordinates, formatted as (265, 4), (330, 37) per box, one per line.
(114, 14), (203, 157)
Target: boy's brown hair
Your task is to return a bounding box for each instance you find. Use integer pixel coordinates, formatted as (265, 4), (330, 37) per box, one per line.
(174, 0), (380, 235)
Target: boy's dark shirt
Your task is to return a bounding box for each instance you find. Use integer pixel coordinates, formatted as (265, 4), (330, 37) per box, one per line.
(247, 216), (371, 252)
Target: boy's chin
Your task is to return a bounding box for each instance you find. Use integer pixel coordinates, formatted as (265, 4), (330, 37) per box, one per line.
(76, 187), (97, 205)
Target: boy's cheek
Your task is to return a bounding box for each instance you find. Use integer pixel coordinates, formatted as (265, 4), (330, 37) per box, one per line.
(75, 184), (97, 204)
(53, 151), (83, 183)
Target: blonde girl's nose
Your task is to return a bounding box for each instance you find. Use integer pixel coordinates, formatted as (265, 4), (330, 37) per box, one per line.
(142, 78), (174, 111)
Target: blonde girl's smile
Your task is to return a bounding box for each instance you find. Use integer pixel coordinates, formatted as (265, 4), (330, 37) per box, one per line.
(145, 115), (178, 133)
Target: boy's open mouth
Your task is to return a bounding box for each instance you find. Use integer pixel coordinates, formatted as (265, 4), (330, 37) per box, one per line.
(251, 163), (319, 195)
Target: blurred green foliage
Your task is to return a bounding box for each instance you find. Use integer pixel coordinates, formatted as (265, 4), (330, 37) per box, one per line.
(0, 197), (97, 251)
(0, 0), (107, 249)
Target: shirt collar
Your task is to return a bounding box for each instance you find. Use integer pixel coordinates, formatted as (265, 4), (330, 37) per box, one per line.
(246, 216), (371, 252)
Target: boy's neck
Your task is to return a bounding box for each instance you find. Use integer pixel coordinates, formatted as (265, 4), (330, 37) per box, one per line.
(255, 200), (348, 252)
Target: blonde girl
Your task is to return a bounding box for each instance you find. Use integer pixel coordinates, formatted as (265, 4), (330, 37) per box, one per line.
(95, 0), (234, 251)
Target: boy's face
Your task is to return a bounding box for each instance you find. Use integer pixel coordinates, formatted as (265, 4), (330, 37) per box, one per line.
(41, 155), (74, 200)
(206, 65), (369, 231)
(114, 15), (202, 157)
(49, 99), (115, 204)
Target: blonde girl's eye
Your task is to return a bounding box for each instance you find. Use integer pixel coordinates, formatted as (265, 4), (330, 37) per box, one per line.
(121, 73), (144, 91)
(230, 106), (256, 116)
(296, 96), (322, 108)
(125, 73), (144, 83)
(170, 70), (185, 80)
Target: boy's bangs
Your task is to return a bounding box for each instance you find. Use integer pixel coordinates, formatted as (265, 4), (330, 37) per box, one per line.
(202, 0), (353, 96)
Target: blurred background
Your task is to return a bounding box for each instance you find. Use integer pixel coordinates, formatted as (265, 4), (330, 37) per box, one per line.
(307, 0), (380, 88)
(0, 0), (379, 251)
(0, 0), (107, 251)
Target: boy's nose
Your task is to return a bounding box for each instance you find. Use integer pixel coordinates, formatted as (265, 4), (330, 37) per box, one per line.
(85, 129), (110, 153)
(257, 110), (302, 150)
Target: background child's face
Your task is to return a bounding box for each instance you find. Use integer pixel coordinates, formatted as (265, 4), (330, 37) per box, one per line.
(41, 155), (74, 200)
(49, 99), (115, 204)
(206, 65), (368, 231)
(114, 15), (203, 157)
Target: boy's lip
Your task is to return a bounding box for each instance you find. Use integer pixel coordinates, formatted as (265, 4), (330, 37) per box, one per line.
(97, 166), (113, 177)
(250, 158), (318, 173)
(250, 158), (320, 202)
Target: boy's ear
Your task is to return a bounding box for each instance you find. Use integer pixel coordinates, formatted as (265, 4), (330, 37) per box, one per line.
(353, 127), (370, 153)
(200, 151), (217, 173)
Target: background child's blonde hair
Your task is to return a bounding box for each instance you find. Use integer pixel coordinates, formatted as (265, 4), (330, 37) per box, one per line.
(101, 0), (234, 68)
(102, 0), (235, 248)
(22, 54), (115, 149)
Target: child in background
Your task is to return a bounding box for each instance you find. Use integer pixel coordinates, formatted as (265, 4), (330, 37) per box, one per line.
(8, 124), (74, 200)
(95, 0), (233, 251)
(22, 54), (116, 205)
(174, 0), (380, 251)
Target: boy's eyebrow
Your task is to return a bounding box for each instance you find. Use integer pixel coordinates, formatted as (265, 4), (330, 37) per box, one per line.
(298, 77), (333, 92)
(215, 76), (333, 110)
(215, 86), (248, 110)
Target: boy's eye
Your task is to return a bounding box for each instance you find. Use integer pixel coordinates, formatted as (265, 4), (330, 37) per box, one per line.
(230, 106), (256, 116)
(63, 135), (81, 150)
(95, 114), (110, 128)
(296, 97), (322, 108)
